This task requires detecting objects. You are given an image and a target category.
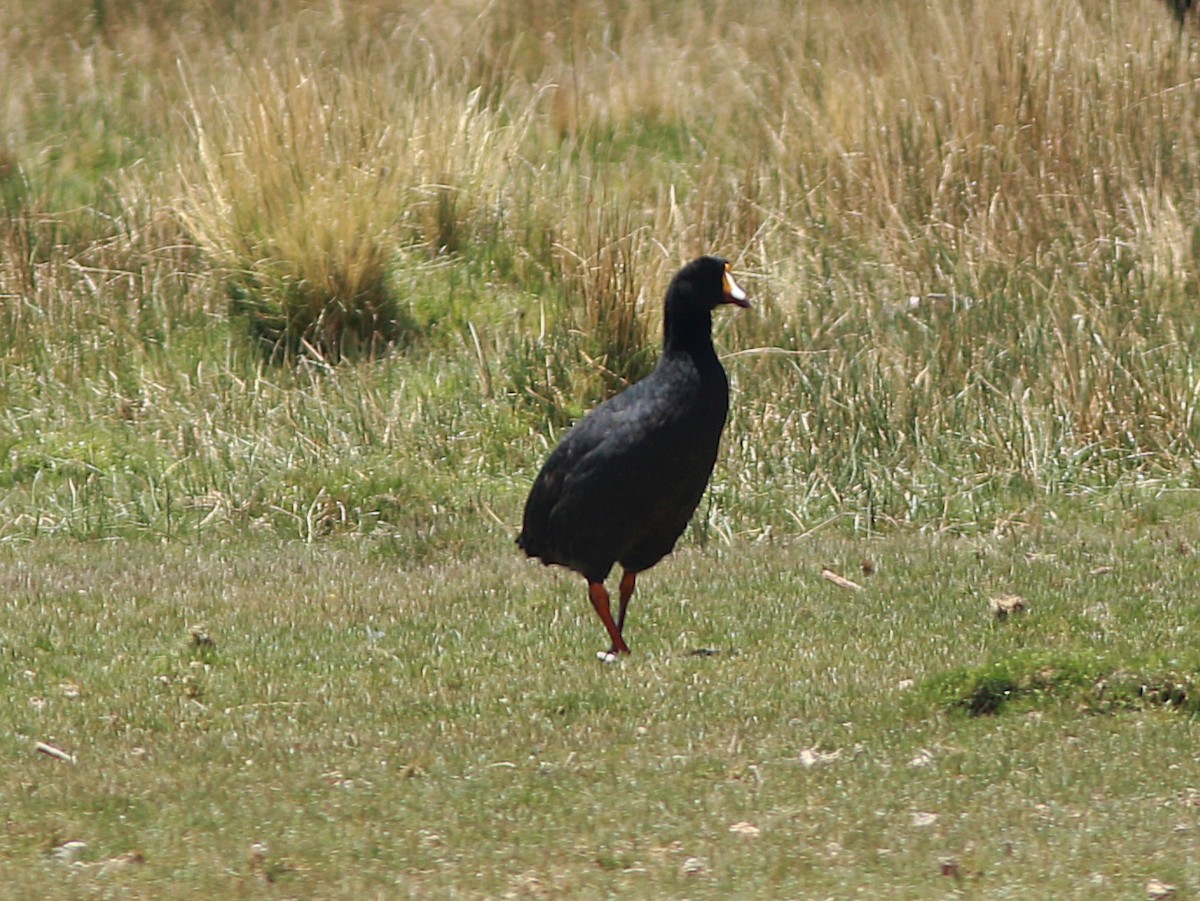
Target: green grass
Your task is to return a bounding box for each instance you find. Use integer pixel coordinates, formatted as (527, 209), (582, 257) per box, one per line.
(4, 517), (1200, 897)
(6, 0), (1200, 895)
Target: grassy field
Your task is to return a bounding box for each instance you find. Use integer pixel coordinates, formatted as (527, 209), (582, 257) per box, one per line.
(7, 516), (1200, 898)
(4, 0), (1200, 896)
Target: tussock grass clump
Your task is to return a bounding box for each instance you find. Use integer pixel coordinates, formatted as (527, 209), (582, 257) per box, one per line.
(559, 207), (656, 392)
(924, 651), (1200, 717)
(176, 57), (531, 361)
(527, 203), (661, 419)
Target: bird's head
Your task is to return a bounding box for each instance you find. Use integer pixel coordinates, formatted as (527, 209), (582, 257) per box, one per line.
(671, 256), (751, 311)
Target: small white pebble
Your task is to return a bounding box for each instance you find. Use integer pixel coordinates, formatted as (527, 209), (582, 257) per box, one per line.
(680, 856), (707, 876)
(53, 841), (87, 864)
(798, 747), (841, 767)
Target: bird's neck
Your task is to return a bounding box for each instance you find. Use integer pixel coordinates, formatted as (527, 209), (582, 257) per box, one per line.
(662, 307), (716, 361)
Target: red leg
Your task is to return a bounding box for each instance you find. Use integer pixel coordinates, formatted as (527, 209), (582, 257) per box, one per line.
(588, 581), (631, 655)
(616, 569), (638, 634)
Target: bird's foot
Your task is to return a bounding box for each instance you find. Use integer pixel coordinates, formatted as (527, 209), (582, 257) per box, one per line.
(596, 646), (632, 663)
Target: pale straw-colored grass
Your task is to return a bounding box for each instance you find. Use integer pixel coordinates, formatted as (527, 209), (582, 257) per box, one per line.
(2, 0), (1200, 537)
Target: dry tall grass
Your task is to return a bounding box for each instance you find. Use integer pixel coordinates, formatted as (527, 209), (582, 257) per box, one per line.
(2, 0), (1200, 536)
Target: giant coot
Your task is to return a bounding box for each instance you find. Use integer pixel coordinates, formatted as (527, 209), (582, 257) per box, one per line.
(517, 256), (749, 657)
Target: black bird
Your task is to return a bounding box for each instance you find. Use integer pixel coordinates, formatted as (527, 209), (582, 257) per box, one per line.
(517, 255), (749, 657)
